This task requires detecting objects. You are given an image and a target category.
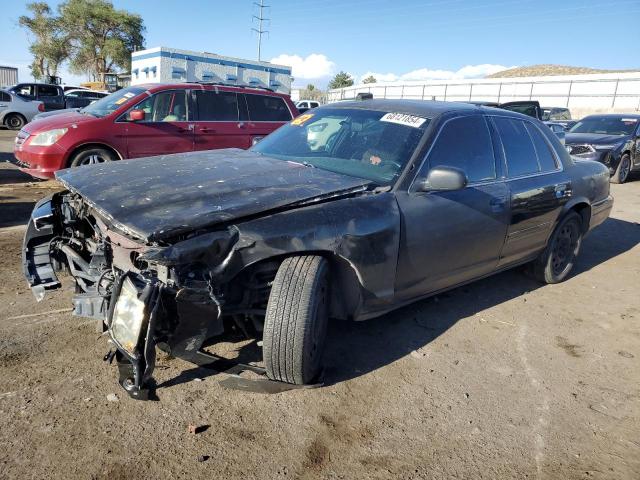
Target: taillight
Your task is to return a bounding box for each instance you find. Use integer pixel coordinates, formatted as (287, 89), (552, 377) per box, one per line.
(38, 103), (45, 112)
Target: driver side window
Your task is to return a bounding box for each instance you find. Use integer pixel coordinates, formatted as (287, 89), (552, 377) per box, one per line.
(421, 115), (497, 183)
(131, 91), (188, 122)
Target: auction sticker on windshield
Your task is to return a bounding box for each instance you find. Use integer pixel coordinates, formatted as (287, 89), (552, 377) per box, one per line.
(380, 112), (427, 128)
(291, 114), (314, 126)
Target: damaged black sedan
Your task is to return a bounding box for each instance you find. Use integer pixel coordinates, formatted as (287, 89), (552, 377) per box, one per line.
(23, 100), (613, 398)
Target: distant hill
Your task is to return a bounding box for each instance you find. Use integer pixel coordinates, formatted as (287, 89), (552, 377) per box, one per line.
(487, 64), (638, 78)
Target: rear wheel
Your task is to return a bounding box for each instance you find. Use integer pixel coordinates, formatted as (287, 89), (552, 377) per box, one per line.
(69, 147), (116, 168)
(611, 153), (631, 184)
(531, 212), (583, 284)
(263, 256), (329, 384)
(5, 113), (26, 130)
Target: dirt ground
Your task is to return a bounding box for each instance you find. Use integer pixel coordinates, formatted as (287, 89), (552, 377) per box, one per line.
(0, 128), (638, 480)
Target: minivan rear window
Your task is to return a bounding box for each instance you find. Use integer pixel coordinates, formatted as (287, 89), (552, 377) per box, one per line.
(245, 94), (292, 122)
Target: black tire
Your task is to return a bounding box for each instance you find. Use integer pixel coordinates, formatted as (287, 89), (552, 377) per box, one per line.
(69, 147), (116, 168)
(531, 212), (583, 284)
(5, 113), (26, 130)
(610, 153), (631, 184)
(263, 256), (329, 384)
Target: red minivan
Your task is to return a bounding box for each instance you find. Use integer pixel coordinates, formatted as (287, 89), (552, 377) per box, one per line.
(14, 83), (298, 179)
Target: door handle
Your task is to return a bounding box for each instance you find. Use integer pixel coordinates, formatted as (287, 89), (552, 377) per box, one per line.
(238, 122), (246, 129)
(177, 124), (195, 133)
(490, 197), (507, 212)
(199, 127), (215, 133)
(554, 183), (572, 199)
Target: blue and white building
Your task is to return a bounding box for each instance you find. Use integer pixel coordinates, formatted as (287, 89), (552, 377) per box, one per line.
(130, 47), (293, 94)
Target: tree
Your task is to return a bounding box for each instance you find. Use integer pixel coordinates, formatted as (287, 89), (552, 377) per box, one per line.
(362, 75), (377, 84)
(328, 71), (354, 90)
(306, 84), (316, 92)
(19, 2), (68, 81)
(59, 0), (145, 82)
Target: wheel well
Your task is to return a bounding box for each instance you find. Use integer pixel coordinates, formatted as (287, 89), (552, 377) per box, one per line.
(3, 112), (26, 124)
(66, 143), (122, 167)
(231, 251), (362, 321)
(570, 202), (591, 233)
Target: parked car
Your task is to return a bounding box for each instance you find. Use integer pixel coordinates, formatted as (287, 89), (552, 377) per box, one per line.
(23, 100), (612, 398)
(64, 89), (108, 109)
(565, 114), (640, 183)
(542, 107), (571, 121)
(468, 100), (543, 120)
(296, 99), (321, 113)
(62, 85), (89, 93)
(14, 83), (298, 179)
(546, 122), (566, 145)
(9, 83), (65, 111)
(0, 89), (44, 130)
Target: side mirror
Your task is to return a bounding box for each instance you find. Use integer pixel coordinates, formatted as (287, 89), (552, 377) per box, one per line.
(129, 109), (145, 121)
(416, 166), (468, 192)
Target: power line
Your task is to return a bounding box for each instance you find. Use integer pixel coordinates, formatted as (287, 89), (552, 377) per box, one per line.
(252, 0), (270, 62)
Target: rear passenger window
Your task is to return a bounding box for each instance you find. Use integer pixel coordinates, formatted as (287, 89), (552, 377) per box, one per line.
(424, 115), (496, 183)
(494, 117), (539, 177)
(525, 123), (558, 172)
(245, 94), (292, 121)
(38, 85), (60, 97)
(195, 90), (239, 121)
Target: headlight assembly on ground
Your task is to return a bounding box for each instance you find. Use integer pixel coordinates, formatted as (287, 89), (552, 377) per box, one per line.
(110, 277), (147, 356)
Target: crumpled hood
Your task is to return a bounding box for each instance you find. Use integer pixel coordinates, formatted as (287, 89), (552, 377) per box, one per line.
(565, 132), (629, 146)
(55, 149), (370, 242)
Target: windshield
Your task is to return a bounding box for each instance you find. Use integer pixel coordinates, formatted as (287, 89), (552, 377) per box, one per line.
(251, 108), (429, 185)
(569, 116), (638, 136)
(81, 86), (145, 118)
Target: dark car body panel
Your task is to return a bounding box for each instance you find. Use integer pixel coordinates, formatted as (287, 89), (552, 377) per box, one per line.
(22, 99), (613, 397)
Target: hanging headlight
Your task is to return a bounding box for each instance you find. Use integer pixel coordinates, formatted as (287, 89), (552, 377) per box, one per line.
(109, 277), (147, 356)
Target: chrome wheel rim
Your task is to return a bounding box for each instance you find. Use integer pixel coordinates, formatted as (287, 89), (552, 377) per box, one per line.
(81, 154), (106, 165)
(8, 117), (21, 128)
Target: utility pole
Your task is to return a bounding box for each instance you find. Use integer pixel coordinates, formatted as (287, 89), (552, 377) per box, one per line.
(252, 0), (269, 62)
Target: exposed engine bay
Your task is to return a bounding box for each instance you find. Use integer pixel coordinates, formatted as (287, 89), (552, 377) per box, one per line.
(24, 192), (286, 398)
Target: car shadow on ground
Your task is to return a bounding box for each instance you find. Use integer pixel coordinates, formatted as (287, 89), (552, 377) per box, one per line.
(158, 217), (640, 393)
(0, 197), (38, 228)
(0, 158), (35, 185)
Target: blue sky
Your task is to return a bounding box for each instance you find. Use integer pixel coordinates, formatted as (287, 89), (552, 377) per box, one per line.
(1, 0), (639, 87)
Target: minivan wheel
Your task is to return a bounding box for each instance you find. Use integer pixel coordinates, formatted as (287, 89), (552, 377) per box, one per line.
(610, 153), (631, 184)
(69, 147), (116, 167)
(531, 212), (583, 284)
(5, 113), (26, 130)
(263, 256), (329, 385)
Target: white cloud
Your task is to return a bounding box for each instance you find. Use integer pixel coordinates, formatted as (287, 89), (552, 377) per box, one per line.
(359, 64), (515, 83)
(270, 53), (336, 86)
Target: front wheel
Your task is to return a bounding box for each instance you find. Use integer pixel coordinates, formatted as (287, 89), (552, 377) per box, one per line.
(263, 256), (329, 385)
(69, 147), (116, 168)
(610, 153), (631, 184)
(530, 212), (583, 284)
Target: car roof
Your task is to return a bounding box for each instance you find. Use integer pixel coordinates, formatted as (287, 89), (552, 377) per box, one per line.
(324, 98), (530, 120)
(581, 113), (640, 119)
(137, 82), (288, 97)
